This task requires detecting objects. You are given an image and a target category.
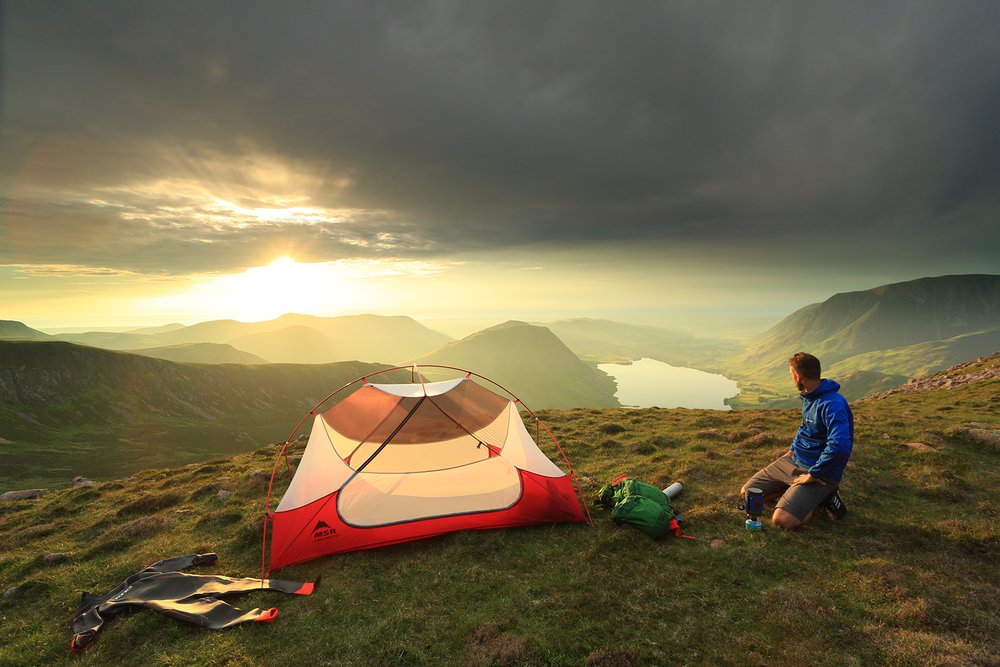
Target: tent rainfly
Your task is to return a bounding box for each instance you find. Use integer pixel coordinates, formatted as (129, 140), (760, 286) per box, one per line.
(263, 366), (590, 574)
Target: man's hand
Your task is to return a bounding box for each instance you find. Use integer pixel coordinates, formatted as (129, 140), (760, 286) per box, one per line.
(792, 473), (825, 486)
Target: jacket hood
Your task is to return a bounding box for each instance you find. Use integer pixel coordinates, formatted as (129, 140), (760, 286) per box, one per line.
(802, 378), (840, 399)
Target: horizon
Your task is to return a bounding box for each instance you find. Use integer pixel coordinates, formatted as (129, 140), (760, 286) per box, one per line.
(12, 271), (995, 341)
(18, 306), (783, 341)
(3, 4), (999, 332)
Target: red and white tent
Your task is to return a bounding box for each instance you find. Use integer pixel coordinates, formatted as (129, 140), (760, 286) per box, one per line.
(263, 366), (589, 574)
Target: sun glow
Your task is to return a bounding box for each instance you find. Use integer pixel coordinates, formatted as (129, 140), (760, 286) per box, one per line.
(135, 256), (447, 323)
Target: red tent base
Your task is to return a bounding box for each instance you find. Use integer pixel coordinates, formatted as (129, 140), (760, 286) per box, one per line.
(268, 469), (584, 573)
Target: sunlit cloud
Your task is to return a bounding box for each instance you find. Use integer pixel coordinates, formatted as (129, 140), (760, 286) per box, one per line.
(81, 143), (361, 232)
(1, 263), (143, 278)
(1, 138), (434, 273)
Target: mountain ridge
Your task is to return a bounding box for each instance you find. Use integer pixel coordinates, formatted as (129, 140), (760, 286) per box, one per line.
(45, 313), (452, 364)
(0, 340), (399, 489)
(727, 274), (1000, 406)
(126, 342), (270, 365)
(416, 320), (620, 409)
(739, 274), (1000, 370)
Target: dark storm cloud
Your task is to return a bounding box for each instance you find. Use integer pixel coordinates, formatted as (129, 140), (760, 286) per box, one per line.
(2, 1), (999, 273)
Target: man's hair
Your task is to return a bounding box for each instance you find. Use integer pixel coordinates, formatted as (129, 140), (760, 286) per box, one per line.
(788, 352), (821, 381)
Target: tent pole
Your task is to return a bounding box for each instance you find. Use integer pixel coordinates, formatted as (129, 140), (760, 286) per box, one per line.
(263, 363), (594, 573)
(352, 395), (427, 476)
(261, 441), (289, 579)
(268, 395), (429, 571)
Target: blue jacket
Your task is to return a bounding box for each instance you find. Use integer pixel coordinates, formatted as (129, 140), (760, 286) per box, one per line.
(790, 379), (854, 483)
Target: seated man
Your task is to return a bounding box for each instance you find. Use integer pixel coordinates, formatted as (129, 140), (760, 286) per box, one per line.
(740, 352), (853, 529)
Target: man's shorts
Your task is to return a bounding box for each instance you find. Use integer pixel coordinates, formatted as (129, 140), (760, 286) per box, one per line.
(742, 455), (836, 521)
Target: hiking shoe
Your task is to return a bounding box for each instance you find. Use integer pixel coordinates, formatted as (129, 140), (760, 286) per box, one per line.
(821, 488), (847, 520)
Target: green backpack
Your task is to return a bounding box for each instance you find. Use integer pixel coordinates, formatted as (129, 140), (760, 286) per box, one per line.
(596, 476), (677, 539)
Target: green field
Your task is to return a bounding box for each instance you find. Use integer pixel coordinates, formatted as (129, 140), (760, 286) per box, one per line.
(1, 371), (998, 666)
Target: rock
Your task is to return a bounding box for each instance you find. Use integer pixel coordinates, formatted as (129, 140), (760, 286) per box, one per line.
(710, 539), (725, 550)
(0, 489), (50, 501)
(42, 551), (72, 563)
(2, 586), (18, 599)
(246, 469), (272, 488)
(902, 442), (936, 452)
(216, 490), (232, 500)
(965, 429), (1000, 449)
(0, 437), (14, 445)
(880, 433), (890, 440)
(861, 353), (1000, 400)
(70, 476), (95, 488)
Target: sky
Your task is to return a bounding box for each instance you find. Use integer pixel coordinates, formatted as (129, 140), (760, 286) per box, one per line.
(2, 1), (999, 334)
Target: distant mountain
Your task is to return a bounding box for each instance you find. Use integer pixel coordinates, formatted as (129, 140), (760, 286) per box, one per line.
(727, 274), (1000, 406)
(545, 318), (739, 369)
(416, 321), (620, 409)
(146, 318), (275, 345)
(273, 314), (451, 363)
(0, 340), (401, 489)
(54, 313), (452, 364)
(126, 342), (270, 364)
(55, 330), (158, 349)
(739, 275), (1000, 371)
(229, 325), (341, 363)
(0, 320), (52, 340)
(126, 322), (186, 335)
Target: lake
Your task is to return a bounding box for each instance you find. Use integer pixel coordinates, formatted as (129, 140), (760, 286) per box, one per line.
(598, 357), (740, 410)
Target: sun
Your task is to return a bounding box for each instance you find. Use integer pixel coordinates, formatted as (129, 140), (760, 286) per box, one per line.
(262, 256), (302, 286)
(150, 256), (340, 323)
(221, 256), (327, 320)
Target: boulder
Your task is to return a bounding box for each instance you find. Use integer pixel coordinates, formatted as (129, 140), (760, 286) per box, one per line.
(0, 489), (49, 501)
(901, 442), (936, 452)
(70, 476), (95, 488)
(42, 551), (72, 563)
(965, 429), (1000, 449)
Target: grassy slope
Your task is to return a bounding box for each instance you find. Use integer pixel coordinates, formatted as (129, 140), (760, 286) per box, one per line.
(1, 376), (998, 666)
(828, 329), (1000, 379)
(126, 343), (270, 365)
(0, 341), (399, 490)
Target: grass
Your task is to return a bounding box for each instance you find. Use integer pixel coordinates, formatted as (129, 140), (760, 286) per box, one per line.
(0, 375), (998, 666)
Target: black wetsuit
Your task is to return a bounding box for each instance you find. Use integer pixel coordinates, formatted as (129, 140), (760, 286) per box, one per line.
(71, 553), (315, 652)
